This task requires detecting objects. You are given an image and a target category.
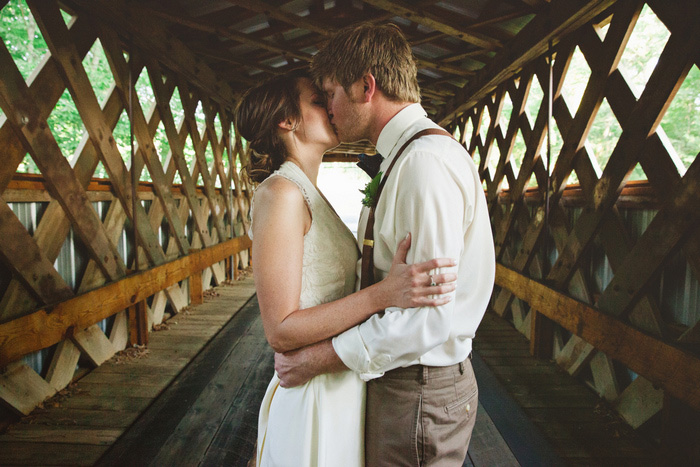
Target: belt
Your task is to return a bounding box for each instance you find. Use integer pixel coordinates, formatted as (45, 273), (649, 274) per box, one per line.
(381, 353), (473, 383)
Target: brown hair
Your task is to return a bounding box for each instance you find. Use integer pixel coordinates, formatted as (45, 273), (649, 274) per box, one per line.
(234, 72), (306, 183)
(311, 23), (420, 103)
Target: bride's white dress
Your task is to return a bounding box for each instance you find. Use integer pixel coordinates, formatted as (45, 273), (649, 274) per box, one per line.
(252, 161), (364, 467)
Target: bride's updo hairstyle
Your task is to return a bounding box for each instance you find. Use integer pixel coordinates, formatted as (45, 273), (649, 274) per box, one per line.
(234, 71), (307, 183)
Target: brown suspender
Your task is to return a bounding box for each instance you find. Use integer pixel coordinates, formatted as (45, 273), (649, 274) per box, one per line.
(360, 128), (454, 289)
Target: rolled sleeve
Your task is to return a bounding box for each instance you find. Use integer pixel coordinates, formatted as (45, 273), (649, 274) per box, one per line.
(332, 327), (392, 381)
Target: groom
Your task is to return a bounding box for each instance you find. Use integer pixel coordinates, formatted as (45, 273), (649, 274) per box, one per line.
(275, 23), (495, 465)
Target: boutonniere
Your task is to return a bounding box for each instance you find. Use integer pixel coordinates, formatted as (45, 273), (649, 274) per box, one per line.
(360, 171), (383, 207)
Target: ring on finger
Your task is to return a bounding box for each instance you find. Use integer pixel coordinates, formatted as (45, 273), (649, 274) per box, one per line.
(429, 274), (437, 287)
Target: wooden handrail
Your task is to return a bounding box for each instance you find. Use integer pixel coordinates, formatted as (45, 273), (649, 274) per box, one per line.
(0, 236), (252, 367)
(495, 263), (700, 411)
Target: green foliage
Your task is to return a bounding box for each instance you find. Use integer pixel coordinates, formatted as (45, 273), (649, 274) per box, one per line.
(2, 0), (696, 188)
(1, 0), (48, 80)
(660, 65), (700, 169)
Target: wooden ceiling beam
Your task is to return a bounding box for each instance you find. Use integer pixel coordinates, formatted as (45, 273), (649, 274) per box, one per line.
(189, 46), (284, 76)
(435, 0), (617, 125)
(224, 0), (332, 37)
(66, 0), (237, 105)
(361, 0), (501, 50)
(142, 5), (313, 62)
(414, 58), (475, 78)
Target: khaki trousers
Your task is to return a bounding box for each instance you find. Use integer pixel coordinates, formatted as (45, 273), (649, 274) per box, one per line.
(365, 359), (478, 466)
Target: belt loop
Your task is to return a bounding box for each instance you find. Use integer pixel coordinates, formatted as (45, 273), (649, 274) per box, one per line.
(459, 362), (465, 375)
(420, 366), (428, 384)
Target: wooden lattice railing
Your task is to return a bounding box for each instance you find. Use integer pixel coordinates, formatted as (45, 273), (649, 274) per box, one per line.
(442, 0), (700, 428)
(0, 0), (252, 415)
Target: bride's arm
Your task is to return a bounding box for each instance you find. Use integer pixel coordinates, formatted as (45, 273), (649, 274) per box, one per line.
(253, 178), (456, 353)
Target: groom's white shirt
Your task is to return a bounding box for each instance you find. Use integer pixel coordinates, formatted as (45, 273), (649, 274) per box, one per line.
(332, 103), (495, 381)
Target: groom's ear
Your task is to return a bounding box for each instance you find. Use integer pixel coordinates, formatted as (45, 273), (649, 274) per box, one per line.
(361, 73), (377, 103)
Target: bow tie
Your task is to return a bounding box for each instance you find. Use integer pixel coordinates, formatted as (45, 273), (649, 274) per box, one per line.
(356, 152), (384, 178)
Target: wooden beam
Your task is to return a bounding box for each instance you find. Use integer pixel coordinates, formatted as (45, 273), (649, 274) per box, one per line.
(67, 0), (237, 105)
(127, 301), (149, 347)
(596, 153), (700, 317)
(495, 264), (700, 412)
(0, 200), (74, 305)
(72, 324), (115, 367)
(0, 362), (55, 416)
(178, 80), (228, 242)
(100, 33), (191, 256)
(361, 0), (501, 50)
(189, 269), (204, 306)
(0, 236), (252, 367)
(545, 24), (698, 290)
(224, 0), (330, 37)
(436, 0), (617, 125)
(0, 17), (97, 194)
(147, 60), (214, 248)
(28, 0), (168, 268)
(0, 40), (127, 282)
(141, 4), (312, 63)
(414, 58), (476, 78)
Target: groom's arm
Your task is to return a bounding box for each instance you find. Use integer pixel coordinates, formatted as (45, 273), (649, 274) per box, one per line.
(275, 339), (347, 387)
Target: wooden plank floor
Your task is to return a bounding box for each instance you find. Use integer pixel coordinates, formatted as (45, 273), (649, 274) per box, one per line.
(0, 277), (258, 466)
(473, 311), (657, 466)
(0, 283), (656, 466)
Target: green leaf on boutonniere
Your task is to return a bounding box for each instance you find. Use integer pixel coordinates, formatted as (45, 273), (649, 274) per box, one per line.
(360, 171), (383, 208)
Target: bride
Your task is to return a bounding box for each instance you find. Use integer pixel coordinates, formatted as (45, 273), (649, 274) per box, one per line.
(235, 71), (456, 466)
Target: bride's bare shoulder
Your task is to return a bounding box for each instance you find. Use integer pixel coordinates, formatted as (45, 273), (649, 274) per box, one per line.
(254, 176), (306, 209)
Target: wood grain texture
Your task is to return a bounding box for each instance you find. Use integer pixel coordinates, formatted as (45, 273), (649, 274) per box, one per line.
(0, 236), (251, 366)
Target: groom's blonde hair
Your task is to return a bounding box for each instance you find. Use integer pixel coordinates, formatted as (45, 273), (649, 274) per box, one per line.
(311, 23), (420, 103)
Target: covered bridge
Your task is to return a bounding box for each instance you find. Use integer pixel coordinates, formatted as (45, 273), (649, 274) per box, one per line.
(0, 0), (699, 465)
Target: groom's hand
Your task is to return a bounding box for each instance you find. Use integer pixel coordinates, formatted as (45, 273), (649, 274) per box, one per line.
(275, 339), (347, 387)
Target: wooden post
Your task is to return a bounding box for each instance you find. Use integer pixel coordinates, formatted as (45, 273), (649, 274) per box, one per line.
(225, 256), (232, 281)
(190, 270), (203, 306)
(127, 300), (148, 346)
(233, 253), (240, 281)
(530, 309), (554, 359)
(662, 392), (700, 465)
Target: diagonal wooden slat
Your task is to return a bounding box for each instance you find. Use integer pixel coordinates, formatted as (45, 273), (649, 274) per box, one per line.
(178, 80), (227, 242)
(549, 3), (643, 197)
(548, 54), (666, 338)
(205, 100), (235, 234)
(596, 153), (700, 316)
(0, 236), (251, 367)
(0, 40), (126, 283)
(220, 111), (251, 234)
(28, 0), (168, 267)
(0, 76), (127, 322)
(436, 0), (617, 125)
(0, 200), (74, 306)
(546, 24), (699, 290)
(496, 263), (700, 412)
(0, 17), (97, 194)
(100, 31), (190, 256)
(146, 59), (214, 248)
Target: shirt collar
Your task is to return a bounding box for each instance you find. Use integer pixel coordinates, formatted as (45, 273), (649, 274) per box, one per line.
(375, 103), (428, 160)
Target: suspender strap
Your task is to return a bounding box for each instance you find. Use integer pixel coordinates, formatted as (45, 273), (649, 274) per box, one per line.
(360, 128), (453, 289)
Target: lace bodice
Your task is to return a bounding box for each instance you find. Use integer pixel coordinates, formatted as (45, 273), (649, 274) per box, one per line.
(250, 161), (359, 310)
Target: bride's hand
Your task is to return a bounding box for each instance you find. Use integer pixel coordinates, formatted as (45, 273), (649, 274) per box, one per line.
(377, 233), (457, 310)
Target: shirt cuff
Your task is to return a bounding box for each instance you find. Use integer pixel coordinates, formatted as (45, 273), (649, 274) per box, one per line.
(332, 327), (392, 382)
